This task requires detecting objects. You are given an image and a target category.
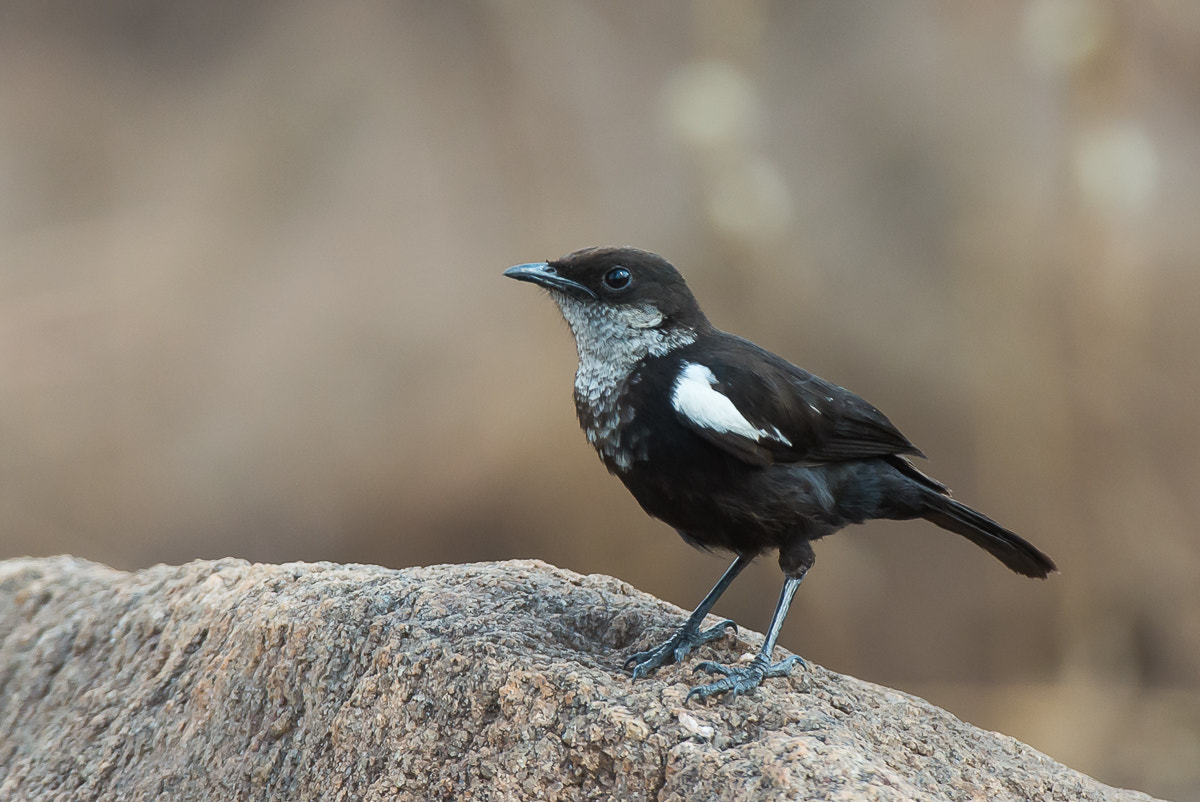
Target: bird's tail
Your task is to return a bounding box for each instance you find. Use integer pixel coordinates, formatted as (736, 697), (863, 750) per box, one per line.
(920, 493), (1057, 578)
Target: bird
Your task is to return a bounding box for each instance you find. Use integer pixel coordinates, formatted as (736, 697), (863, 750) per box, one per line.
(504, 246), (1056, 702)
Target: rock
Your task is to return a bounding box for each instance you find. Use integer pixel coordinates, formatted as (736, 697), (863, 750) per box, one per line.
(0, 557), (1160, 801)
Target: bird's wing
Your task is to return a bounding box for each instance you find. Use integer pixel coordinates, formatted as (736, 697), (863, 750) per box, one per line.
(669, 338), (923, 468)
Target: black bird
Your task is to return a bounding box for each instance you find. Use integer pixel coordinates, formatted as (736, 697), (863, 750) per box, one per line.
(504, 247), (1056, 701)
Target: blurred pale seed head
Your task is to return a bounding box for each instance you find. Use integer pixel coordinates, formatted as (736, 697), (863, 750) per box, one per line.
(1073, 120), (1159, 217)
(662, 59), (762, 151)
(1021, 0), (1111, 74)
(704, 153), (793, 242)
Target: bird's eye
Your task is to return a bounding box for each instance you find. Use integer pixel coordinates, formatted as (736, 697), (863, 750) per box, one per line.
(603, 266), (632, 291)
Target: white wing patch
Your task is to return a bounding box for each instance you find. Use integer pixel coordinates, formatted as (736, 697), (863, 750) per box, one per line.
(671, 363), (792, 446)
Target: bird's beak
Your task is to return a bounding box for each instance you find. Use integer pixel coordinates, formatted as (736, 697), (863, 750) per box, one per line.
(504, 262), (598, 300)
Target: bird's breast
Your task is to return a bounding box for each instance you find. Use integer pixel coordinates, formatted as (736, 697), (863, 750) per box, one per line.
(571, 329), (696, 472)
(574, 359), (640, 471)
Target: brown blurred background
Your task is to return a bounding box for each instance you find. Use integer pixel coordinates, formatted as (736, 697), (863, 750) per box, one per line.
(1, 1), (1197, 797)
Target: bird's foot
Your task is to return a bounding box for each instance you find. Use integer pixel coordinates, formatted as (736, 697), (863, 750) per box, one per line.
(686, 653), (805, 702)
(624, 619), (738, 679)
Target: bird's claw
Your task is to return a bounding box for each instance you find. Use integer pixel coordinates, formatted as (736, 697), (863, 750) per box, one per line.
(624, 619), (738, 679)
(686, 654), (805, 702)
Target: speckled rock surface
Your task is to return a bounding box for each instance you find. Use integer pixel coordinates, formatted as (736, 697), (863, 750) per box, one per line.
(0, 557), (1161, 801)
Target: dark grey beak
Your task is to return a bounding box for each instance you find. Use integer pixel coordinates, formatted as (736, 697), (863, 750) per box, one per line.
(504, 262), (598, 300)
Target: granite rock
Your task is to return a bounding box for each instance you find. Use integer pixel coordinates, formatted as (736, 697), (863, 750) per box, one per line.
(0, 557), (1162, 801)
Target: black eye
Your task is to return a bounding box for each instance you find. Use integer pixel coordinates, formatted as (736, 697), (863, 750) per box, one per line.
(603, 266), (632, 291)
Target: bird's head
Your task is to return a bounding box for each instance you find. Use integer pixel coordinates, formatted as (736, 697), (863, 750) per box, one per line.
(504, 247), (709, 357)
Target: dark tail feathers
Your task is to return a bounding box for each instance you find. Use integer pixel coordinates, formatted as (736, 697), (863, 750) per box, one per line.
(921, 493), (1057, 578)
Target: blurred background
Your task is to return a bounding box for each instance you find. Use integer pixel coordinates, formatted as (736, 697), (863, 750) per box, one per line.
(1, 1), (1197, 797)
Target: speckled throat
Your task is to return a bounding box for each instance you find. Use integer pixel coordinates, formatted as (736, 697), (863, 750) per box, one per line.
(550, 293), (697, 471)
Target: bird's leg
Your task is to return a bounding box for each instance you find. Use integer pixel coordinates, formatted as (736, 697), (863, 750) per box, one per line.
(686, 570), (807, 702)
(625, 554), (750, 679)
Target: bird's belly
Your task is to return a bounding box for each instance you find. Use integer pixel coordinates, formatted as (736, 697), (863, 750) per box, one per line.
(619, 460), (842, 555)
